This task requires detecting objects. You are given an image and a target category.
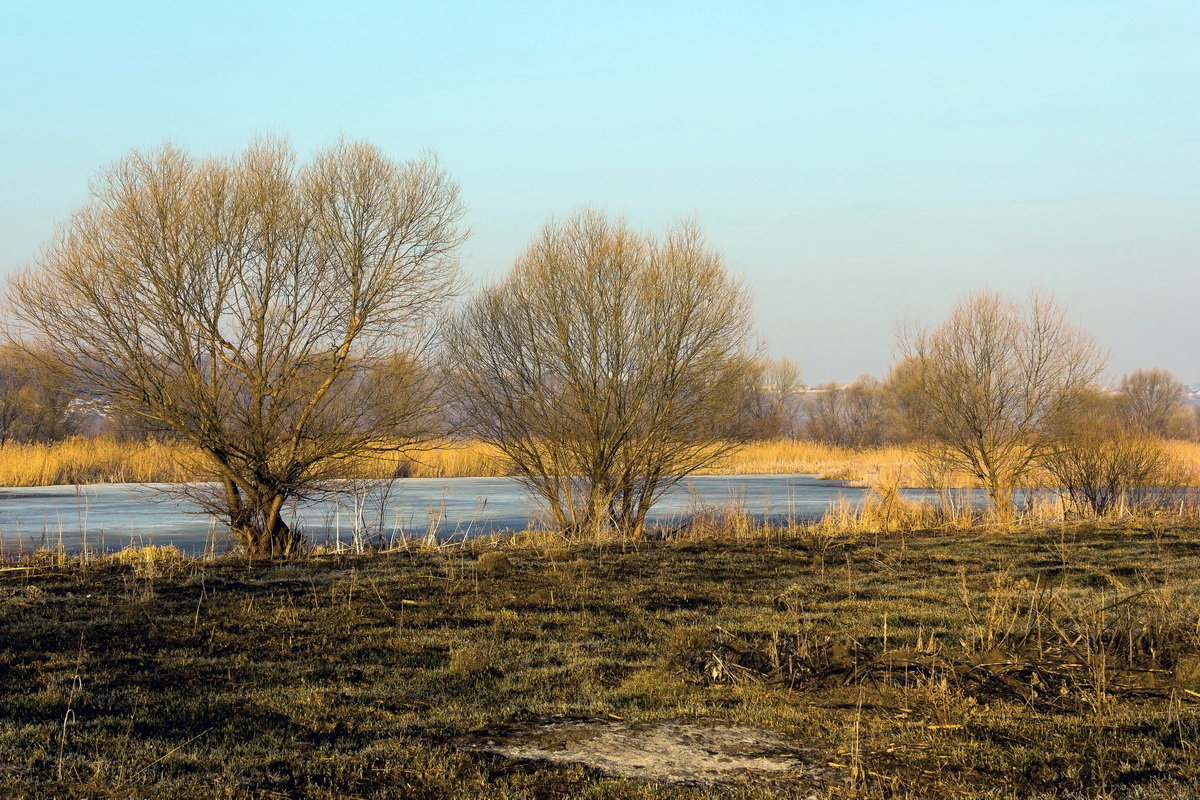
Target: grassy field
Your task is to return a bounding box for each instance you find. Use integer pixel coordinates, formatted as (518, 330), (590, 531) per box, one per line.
(2, 522), (1199, 798)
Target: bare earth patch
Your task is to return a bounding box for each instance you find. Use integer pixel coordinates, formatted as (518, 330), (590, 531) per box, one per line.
(463, 720), (833, 787)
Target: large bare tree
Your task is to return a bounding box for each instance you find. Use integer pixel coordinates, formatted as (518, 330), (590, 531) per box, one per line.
(445, 211), (757, 538)
(8, 139), (465, 555)
(893, 291), (1104, 518)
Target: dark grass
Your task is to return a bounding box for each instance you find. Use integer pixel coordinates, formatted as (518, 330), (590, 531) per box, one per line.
(1, 522), (1199, 798)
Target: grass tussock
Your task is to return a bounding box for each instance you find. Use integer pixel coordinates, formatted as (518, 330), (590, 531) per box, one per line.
(4, 522), (1200, 797)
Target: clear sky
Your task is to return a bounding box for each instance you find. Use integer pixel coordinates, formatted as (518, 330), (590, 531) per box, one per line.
(1, 0), (1196, 384)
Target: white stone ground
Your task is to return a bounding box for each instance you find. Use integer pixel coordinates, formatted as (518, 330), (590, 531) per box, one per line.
(464, 720), (833, 787)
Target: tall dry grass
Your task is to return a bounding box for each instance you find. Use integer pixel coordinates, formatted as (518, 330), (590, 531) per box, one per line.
(0, 438), (195, 486)
(1, 436), (1198, 489)
(339, 441), (509, 479)
(0, 437), (510, 486)
(705, 439), (914, 482)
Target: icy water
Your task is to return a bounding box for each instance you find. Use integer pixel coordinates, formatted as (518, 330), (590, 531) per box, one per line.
(0, 475), (977, 554)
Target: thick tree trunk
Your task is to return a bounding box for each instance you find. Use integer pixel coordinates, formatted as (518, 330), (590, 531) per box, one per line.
(986, 477), (1017, 522)
(224, 480), (299, 557)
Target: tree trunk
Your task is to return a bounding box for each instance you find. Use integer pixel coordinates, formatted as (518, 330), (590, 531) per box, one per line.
(225, 482), (298, 557)
(986, 477), (1017, 522)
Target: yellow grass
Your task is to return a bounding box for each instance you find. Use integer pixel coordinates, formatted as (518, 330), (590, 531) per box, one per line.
(1163, 439), (1200, 484)
(705, 439), (914, 482)
(1, 436), (1198, 489)
(0, 437), (195, 486)
(341, 440), (510, 479)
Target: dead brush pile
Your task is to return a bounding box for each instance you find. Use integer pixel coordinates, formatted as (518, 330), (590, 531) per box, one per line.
(674, 578), (1200, 712)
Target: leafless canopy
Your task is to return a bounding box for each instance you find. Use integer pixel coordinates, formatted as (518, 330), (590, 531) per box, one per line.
(1118, 368), (1188, 438)
(8, 139), (465, 555)
(801, 376), (896, 448)
(445, 211), (756, 538)
(893, 291), (1104, 517)
(0, 344), (77, 444)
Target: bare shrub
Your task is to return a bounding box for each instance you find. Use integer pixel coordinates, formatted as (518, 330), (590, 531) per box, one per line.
(1043, 391), (1181, 517)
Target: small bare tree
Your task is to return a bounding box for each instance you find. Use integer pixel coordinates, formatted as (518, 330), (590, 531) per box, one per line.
(0, 345), (78, 443)
(1118, 368), (1188, 438)
(1043, 390), (1177, 517)
(740, 356), (803, 439)
(445, 211), (756, 538)
(893, 291), (1104, 519)
(8, 140), (465, 555)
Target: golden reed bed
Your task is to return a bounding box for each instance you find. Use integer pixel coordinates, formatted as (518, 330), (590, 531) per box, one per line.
(0, 436), (1197, 488)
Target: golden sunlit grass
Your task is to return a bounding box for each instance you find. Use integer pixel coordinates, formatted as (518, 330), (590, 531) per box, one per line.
(0, 437), (509, 486)
(0, 437), (194, 486)
(1, 436), (1198, 489)
(704, 439), (916, 482)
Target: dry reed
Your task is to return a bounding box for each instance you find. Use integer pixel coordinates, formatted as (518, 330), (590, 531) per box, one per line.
(1, 436), (1198, 491)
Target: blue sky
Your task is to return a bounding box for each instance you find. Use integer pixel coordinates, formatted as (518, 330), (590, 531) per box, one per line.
(1, 0), (1197, 382)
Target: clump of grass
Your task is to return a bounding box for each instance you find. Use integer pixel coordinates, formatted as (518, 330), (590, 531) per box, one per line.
(105, 543), (184, 576)
(476, 551), (513, 575)
(446, 646), (502, 678)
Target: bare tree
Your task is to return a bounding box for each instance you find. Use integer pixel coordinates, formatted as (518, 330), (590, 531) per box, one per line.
(801, 376), (896, 448)
(740, 356), (803, 439)
(1042, 389), (1177, 517)
(0, 344), (78, 443)
(893, 291), (1104, 518)
(1118, 368), (1188, 438)
(445, 211), (756, 538)
(8, 140), (465, 555)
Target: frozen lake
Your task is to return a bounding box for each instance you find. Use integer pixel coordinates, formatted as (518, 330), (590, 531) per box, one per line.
(0, 475), (971, 554)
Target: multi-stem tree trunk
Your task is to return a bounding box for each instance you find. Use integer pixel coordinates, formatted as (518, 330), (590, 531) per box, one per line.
(221, 478), (299, 556)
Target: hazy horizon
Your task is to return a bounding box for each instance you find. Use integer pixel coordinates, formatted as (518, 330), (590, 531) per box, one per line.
(2, 1), (1196, 384)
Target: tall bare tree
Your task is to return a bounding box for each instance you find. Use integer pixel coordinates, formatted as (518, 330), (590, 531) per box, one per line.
(8, 140), (465, 555)
(445, 211), (756, 538)
(893, 291), (1104, 518)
